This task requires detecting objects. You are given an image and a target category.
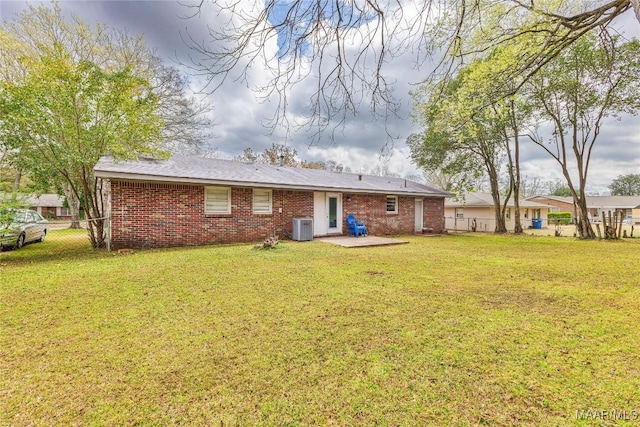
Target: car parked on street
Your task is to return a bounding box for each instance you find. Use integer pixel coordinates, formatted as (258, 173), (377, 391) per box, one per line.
(0, 209), (48, 250)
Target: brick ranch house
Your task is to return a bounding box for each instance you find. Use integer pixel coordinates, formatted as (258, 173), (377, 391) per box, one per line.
(94, 155), (452, 249)
(25, 194), (72, 220)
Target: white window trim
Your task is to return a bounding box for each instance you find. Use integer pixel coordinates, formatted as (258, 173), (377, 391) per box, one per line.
(205, 186), (231, 214)
(253, 189), (273, 214)
(386, 195), (398, 214)
(455, 208), (464, 219)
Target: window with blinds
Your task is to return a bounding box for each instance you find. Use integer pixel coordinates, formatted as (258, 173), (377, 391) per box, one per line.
(253, 189), (272, 214)
(386, 195), (398, 214)
(205, 187), (231, 214)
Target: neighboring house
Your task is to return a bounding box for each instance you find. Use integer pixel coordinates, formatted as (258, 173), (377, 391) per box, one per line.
(25, 194), (71, 220)
(526, 195), (574, 215)
(527, 195), (640, 224)
(445, 192), (553, 232)
(94, 155), (452, 249)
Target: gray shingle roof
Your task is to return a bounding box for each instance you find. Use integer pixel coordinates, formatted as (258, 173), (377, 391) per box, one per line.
(0, 192), (64, 207)
(446, 192), (553, 208)
(528, 195), (640, 208)
(584, 196), (640, 208)
(26, 194), (65, 207)
(94, 155), (452, 197)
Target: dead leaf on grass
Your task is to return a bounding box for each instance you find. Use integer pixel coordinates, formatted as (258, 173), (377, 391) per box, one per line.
(365, 270), (385, 276)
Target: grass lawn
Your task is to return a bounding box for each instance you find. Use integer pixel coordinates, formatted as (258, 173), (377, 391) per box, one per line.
(1, 232), (639, 426)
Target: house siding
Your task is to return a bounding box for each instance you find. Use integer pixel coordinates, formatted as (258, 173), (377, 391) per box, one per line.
(444, 206), (551, 231)
(110, 181), (445, 249)
(38, 207), (58, 219)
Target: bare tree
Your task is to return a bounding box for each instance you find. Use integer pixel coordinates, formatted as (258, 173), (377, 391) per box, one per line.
(150, 62), (214, 155)
(235, 143), (300, 166)
(519, 176), (546, 198)
(260, 143), (300, 166)
(3, 3), (211, 156)
(300, 159), (348, 171)
(182, 0), (638, 136)
(234, 147), (260, 163)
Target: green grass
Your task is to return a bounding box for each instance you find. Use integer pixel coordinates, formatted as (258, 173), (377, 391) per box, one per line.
(1, 233), (640, 426)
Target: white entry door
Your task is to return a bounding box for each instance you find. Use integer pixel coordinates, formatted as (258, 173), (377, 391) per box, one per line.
(313, 192), (342, 235)
(415, 198), (424, 232)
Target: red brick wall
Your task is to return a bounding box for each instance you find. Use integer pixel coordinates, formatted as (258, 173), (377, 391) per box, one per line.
(423, 197), (446, 232)
(40, 207), (58, 219)
(342, 193), (445, 235)
(110, 181), (313, 249)
(109, 181), (446, 249)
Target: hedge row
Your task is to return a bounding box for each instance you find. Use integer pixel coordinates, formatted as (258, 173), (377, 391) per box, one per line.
(548, 211), (572, 225)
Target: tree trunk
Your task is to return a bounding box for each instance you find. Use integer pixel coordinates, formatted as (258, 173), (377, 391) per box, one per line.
(83, 177), (108, 249)
(491, 188), (508, 234)
(70, 200), (82, 229)
(486, 159), (508, 233)
(508, 101), (523, 234)
(511, 139), (523, 234)
(12, 168), (22, 191)
(512, 205), (522, 234)
(494, 209), (508, 233)
(573, 194), (595, 239)
(62, 184), (82, 229)
(87, 217), (106, 248)
(512, 192), (523, 233)
(632, 0), (640, 23)
(482, 147), (507, 234)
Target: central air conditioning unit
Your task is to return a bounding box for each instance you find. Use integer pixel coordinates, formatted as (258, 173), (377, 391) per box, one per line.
(292, 218), (313, 241)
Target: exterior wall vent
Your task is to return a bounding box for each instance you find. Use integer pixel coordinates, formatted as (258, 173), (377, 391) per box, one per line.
(292, 218), (313, 241)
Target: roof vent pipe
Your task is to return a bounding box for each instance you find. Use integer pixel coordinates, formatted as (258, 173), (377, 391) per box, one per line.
(358, 174), (362, 181)
(279, 154), (285, 167)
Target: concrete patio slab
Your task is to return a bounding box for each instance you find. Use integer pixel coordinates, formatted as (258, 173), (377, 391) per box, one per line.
(315, 235), (409, 248)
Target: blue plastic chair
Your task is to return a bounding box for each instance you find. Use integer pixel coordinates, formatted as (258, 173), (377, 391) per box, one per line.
(346, 214), (367, 237)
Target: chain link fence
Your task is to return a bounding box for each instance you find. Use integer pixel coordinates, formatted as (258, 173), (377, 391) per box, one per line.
(3, 213), (638, 263)
(0, 216), (111, 261)
(445, 216), (546, 233)
(445, 215), (639, 237)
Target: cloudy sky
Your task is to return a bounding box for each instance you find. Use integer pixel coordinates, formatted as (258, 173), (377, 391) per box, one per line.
(1, 0), (639, 194)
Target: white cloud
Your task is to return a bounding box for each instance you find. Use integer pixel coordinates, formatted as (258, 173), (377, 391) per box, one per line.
(1, 0), (638, 193)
